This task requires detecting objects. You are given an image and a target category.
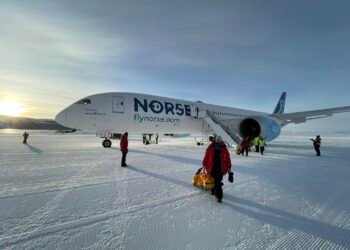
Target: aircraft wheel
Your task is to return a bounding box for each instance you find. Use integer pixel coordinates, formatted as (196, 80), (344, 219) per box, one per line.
(102, 139), (112, 148)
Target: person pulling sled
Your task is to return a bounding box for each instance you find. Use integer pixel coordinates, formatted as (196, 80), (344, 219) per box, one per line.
(202, 136), (232, 203)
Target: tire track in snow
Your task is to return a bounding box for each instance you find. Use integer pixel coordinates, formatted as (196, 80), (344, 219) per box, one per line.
(263, 199), (319, 249)
(297, 192), (350, 249)
(92, 164), (131, 249)
(266, 206), (316, 249)
(4, 162), (98, 239)
(91, 165), (197, 248)
(0, 187), (203, 248)
(0, 167), (194, 200)
(125, 195), (244, 250)
(265, 197), (350, 249)
(307, 205), (350, 249)
(0, 180), (115, 200)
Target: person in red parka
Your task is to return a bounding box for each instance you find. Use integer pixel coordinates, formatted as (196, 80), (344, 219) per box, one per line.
(240, 136), (251, 157)
(120, 132), (128, 167)
(202, 136), (232, 203)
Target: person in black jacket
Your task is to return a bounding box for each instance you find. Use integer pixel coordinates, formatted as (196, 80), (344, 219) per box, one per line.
(310, 135), (321, 156)
(23, 132), (29, 144)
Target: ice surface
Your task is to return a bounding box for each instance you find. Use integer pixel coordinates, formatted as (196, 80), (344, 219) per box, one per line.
(0, 130), (350, 249)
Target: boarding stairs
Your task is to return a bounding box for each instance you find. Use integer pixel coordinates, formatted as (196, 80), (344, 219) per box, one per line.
(204, 111), (242, 145)
(190, 105), (242, 145)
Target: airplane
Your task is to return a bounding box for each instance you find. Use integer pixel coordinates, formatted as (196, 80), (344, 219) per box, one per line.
(55, 92), (350, 147)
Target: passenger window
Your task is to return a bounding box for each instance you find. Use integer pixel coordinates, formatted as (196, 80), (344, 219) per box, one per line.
(76, 99), (91, 105)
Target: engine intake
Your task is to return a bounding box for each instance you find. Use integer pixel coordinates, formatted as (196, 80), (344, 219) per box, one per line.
(239, 116), (281, 141)
(239, 118), (261, 139)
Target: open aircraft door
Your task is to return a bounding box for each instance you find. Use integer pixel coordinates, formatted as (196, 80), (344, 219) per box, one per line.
(190, 105), (199, 118)
(190, 104), (206, 119)
(112, 96), (124, 113)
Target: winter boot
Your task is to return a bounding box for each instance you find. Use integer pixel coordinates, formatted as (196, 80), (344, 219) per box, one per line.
(215, 185), (223, 203)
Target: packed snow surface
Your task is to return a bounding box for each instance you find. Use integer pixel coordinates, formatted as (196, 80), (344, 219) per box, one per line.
(1, 130), (350, 249)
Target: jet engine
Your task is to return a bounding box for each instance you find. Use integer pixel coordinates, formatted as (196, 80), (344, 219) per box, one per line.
(239, 116), (281, 141)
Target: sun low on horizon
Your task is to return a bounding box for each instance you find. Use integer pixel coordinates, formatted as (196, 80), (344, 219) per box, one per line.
(0, 100), (26, 117)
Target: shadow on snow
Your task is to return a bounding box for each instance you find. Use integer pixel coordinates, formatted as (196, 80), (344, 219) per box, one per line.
(24, 144), (43, 154)
(127, 165), (350, 248)
(128, 149), (201, 166)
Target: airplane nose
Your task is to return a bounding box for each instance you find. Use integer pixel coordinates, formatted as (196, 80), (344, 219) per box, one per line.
(55, 110), (69, 127)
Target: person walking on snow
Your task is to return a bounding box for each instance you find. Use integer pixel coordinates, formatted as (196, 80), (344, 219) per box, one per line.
(253, 136), (260, 152)
(310, 135), (321, 156)
(120, 132), (129, 166)
(202, 136), (232, 203)
(240, 136), (251, 157)
(258, 136), (266, 155)
(23, 132), (29, 144)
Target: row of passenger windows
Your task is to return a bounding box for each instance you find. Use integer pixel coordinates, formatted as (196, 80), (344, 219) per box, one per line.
(213, 111), (245, 118)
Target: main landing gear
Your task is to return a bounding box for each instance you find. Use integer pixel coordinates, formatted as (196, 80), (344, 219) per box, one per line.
(102, 138), (112, 148)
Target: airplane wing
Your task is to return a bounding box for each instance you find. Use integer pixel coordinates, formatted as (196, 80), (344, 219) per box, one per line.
(271, 106), (350, 125)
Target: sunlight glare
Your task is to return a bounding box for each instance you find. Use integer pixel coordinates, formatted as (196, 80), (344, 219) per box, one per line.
(0, 100), (26, 117)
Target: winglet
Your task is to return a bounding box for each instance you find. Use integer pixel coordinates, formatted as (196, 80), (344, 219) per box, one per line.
(273, 92), (286, 114)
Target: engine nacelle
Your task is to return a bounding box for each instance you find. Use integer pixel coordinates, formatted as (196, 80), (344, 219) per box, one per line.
(239, 116), (281, 142)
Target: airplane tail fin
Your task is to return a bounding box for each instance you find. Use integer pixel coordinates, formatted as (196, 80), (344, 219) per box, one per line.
(273, 92), (286, 114)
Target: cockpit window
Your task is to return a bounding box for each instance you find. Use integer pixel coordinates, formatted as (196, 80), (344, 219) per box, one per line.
(76, 99), (91, 105)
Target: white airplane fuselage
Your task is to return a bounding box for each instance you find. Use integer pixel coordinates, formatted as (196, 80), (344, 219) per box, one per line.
(55, 92), (350, 147)
(55, 92), (275, 137)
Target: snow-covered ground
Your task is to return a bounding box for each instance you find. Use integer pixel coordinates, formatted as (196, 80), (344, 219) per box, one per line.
(1, 129), (350, 249)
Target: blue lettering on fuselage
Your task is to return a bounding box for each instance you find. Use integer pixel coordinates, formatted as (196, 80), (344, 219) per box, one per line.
(134, 98), (190, 116)
(165, 102), (175, 115)
(175, 103), (184, 116)
(134, 98), (148, 112)
(150, 100), (163, 114)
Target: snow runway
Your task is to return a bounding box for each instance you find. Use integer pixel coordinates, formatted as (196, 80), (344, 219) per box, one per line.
(0, 130), (350, 249)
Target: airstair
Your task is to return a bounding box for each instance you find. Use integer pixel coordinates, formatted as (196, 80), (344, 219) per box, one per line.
(204, 111), (242, 145)
(190, 105), (242, 145)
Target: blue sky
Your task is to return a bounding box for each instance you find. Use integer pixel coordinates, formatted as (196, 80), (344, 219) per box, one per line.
(0, 0), (349, 131)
